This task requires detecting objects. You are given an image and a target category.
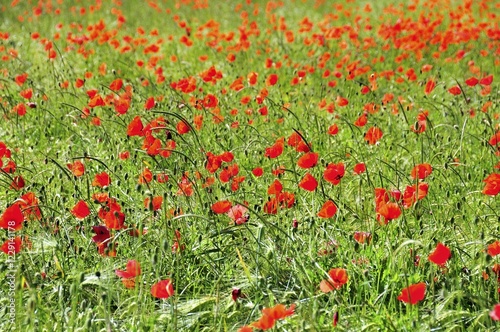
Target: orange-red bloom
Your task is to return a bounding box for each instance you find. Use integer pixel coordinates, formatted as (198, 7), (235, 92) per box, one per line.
(317, 200), (337, 218)
(299, 172), (318, 191)
(92, 172), (111, 188)
(320, 268), (348, 292)
(397, 282), (426, 304)
(151, 279), (174, 299)
(365, 126), (383, 145)
(297, 152), (318, 169)
(487, 241), (500, 256)
(323, 162), (345, 185)
(211, 200), (232, 214)
(0, 204), (24, 231)
(428, 242), (451, 266)
(411, 163), (432, 180)
(71, 200), (91, 219)
(483, 173), (500, 196)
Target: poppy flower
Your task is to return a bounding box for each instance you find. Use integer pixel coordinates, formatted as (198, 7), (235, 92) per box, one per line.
(297, 152), (318, 169)
(71, 200), (91, 219)
(487, 241), (500, 256)
(353, 163), (366, 175)
(323, 162), (345, 185)
(127, 116), (144, 137)
(376, 202), (401, 224)
(465, 77), (479, 87)
(251, 303), (296, 330)
(144, 196), (163, 211)
(211, 200), (232, 214)
(115, 260), (141, 279)
(67, 160), (85, 177)
(231, 288), (246, 302)
(482, 173), (500, 196)
(144, 96), (155, 110)
(490, 304), (500, 320)
(104, 210), (126, 230)
(252, 167), (264, 177)
(448, 86), (461, 95)
(424, 79), (436, 95)
(299, 172), (318, 191)
(267, 179), (283, 195)
(176, 120), (191, 135)
(365, 126), (383, 145)
(1, 236), (22, 255)
(227, 204), (249, 225)
(151, 279), (174, 299)
(237, 326), (253, 332)
(428, 242), (451, 266)
(266, 74), (278, 86)
(264, 138), (284, 159)
(397, 282), (426, 304)
(328, 124), (339, 135)
(480, 75), (493, 86)
(0, 204), (24, 231)
(402, 182), (429, 208)
(317, 200), (337, 218)
(411, 163), (432, 180)
(109, 78), (123, 91)
(320, 268), (348, 292)
(92, 172), (111, 188)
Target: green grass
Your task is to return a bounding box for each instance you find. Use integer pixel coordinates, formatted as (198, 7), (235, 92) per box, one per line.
(1, 0), (500, 331)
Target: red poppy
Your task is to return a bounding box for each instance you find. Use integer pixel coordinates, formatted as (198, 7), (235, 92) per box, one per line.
(265, 74), (278, 86)
(323, 162), (345, 185)
(487, 240), (500, 256)
(397, 282), (426, 304)
(211, 200), (232, 214)
(251, 303), (296, 330)
(127, 116), (144, 137)
(0, 204), (24, 231)
(411, 163), (432, 180)
(227, 204), (249, 225)
(424, 79), (436, 95)
(92, 225), (110, 244)
(252, 167), (264, 177)
(104, 210), (125, 230)
(299, 173), (318, 191)
(448, 86), (461, 95)
(264, 137), (284, 159)
(320, 268), (348, 292)
(428, 242), (451, 266)
(317, 200), (337, 218)
(376, 202), (401, 224)
(138, 168), (153, 184)
(176, 120), (191, 135)
(110, 78), (123, 91)
(267, 179), (283, 195)
(71, 200), (91, 219)
(328, 124), (339, 135)
(483, 173), (500, 196)
(480, 75), (493, 86)
(115, 260), (141, 279)
(144, 96), (155, 110)
(353, 163), (366, 175)
(465, 77), (479, 87)
(1, 236), (22, 255)
(92, 172), (111, 188)
(144, 196), (163, 211)
(151, 279), (174, 299)
(297, 152), (318, 169)
(365, 126), (383, 145)
(67, 160), (85, 177)
(402, 182), (429, 208)
(490, 304), (500, 320)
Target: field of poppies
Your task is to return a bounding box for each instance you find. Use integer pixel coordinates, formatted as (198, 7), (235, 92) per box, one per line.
(1, 0), (500, 331)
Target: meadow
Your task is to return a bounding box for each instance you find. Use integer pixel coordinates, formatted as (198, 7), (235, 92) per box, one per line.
(1, 0), (500, 331)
